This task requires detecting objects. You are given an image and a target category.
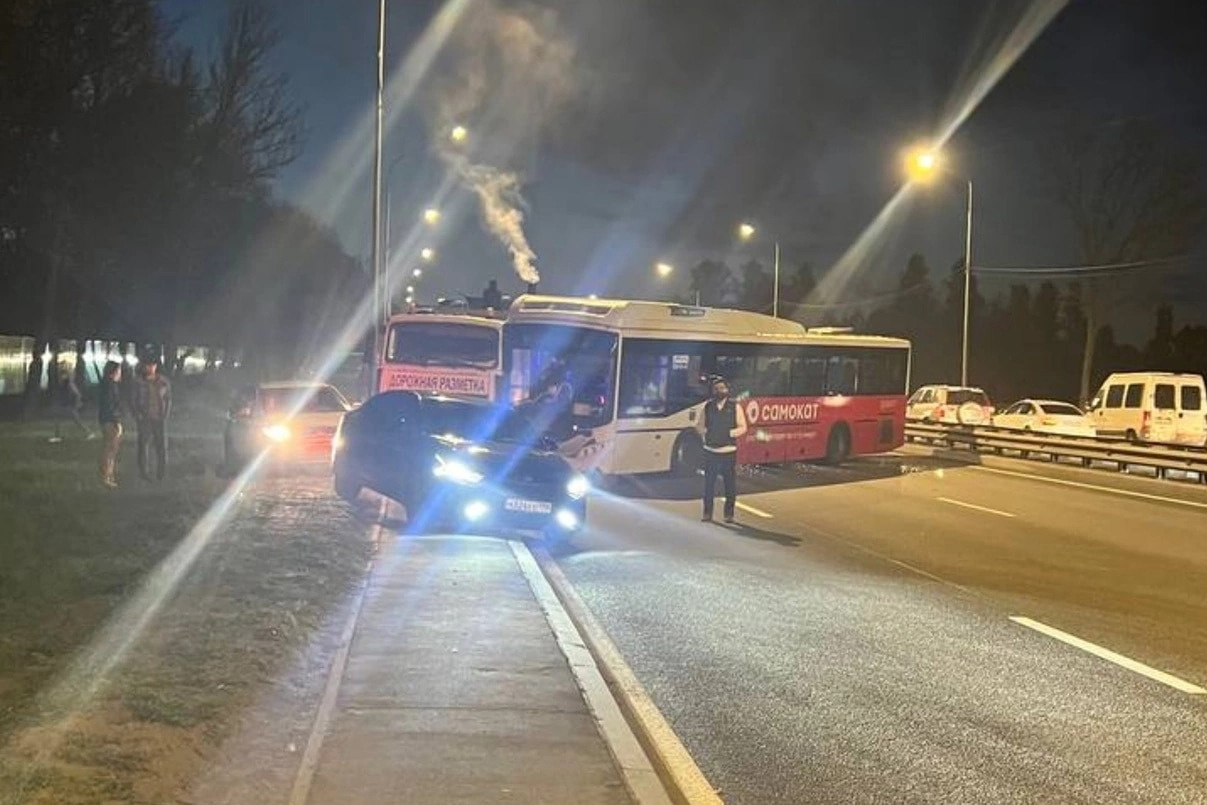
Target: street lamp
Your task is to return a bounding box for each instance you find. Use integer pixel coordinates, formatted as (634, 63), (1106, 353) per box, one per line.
(737, 222), (782, 318)
(906, 146), (974, 386)
(412, 267), (423, 278)
(420, 247), (435, 262)
(423, 207), (441, 226)
(655, 261), (674, 278)
(450, 124), (468, 144)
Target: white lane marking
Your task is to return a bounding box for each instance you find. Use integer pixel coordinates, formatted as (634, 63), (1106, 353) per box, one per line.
(735, 501), (773, 519)
(533, 548), (725, 805)
(511, 542), (674, 805)
(973, 465), (1207, 511)
(936, 496), (1016, 518)
(1009, 616), (1206, 695)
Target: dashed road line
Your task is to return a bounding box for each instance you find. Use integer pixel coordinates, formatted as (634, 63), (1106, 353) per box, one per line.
(1009, 616), (1206, 695)
(937, 496), (1016, 518)
(973, 465), (1207, 511)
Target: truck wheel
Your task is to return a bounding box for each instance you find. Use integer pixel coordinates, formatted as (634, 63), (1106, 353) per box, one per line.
(824, 424), (851, 466)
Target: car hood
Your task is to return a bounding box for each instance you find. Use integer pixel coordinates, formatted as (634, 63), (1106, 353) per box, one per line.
(433, 436), (574, 485)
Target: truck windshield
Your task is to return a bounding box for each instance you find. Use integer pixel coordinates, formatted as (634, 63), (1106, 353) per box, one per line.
(386, 322), (499, 368)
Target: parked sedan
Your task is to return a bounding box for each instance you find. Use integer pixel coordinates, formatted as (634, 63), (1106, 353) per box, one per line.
(224, 381), (352, 469)
(331, 391), (588, 535)
(992, 399), (1096, 438)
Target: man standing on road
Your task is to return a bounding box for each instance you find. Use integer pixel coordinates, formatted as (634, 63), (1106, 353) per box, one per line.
(699, 375), (748, 523)
(134, 356), (171, 481)
(98, 361), (124, 488)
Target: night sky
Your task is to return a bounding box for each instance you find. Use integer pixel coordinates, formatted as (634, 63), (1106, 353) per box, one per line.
(164, 0), (1207, 338)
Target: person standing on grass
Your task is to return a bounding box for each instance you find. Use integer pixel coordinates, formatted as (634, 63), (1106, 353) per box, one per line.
(698, 375), (748, 524)
(98, 361), (124, 488)
(134, 356), (172, 481)
(49, 373), (94, 443)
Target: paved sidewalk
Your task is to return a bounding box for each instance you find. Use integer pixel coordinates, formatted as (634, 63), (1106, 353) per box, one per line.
(299, 534), (634, 805)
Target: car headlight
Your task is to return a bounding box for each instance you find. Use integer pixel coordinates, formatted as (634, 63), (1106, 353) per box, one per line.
(566, 473), (590, 500)
(262, 423), (291, 443)
(433, 456), (484, 485)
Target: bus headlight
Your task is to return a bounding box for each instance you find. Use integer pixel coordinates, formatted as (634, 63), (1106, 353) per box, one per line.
(433, 456), (484, 485)
(566, 474), (590, 500)
(262, 423), (291, 443)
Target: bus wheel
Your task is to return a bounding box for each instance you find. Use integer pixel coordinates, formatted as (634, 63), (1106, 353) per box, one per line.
(670, 431), (704, 477)
(824, 424), (850, 466)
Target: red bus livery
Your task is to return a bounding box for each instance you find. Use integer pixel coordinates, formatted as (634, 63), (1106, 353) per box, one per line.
(501, 295), (910, 475)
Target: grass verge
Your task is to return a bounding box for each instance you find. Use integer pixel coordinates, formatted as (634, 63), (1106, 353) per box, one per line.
(0, 385), (371, 804)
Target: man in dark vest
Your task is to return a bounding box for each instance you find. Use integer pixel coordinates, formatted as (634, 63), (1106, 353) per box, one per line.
(699, 375), (748, 523)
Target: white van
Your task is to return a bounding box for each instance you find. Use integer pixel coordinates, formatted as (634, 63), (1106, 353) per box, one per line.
(1088, 372), (1206, 446)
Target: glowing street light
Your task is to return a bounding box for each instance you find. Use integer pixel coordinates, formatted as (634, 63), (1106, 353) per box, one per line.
(406, 285), (415, 294)
(655, 261), (675, 278)
(420, 247), (435, 262)
(423, 208), (441, 226)
(736, 222), (781, 317)
(906, 148), (939, 180)
(412, 268), (423, 278)
(904, 144), (975, 385)
(450, 124), (469, 144)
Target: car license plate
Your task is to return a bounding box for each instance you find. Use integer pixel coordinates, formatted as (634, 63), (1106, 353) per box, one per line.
(504, 498), (552, 514)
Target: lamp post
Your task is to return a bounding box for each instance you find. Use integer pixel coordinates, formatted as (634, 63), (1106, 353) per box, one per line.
(907, 147), (974, 386)
(738, 223), (781, 317)
(371, 0), (387, 374)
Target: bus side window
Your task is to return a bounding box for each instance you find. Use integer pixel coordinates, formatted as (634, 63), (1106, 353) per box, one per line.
(790, 356), (826, 396)
(714, 349), (755, 398)
(826, 356), (858, 395)
(1104, 384), (1124, 408)
(755, 355), (790, 396)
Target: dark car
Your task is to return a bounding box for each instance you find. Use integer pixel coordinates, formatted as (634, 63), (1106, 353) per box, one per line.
(331, 391), (589, 534)
(224, 382), (352, 470)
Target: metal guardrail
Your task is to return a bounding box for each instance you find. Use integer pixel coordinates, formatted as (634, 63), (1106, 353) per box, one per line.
(905, 422), (1207, 483)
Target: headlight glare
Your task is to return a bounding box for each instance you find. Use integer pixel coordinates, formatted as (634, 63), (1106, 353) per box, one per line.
(566, 474), (590, 500)
(262, 423), (291, 443)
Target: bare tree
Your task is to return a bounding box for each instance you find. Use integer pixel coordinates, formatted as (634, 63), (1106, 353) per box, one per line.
(1043, 119), (1204, 402)
(201, 0), (302, 189)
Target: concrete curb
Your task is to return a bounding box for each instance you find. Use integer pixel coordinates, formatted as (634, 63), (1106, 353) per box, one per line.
(525, 545), (726, 805)
(510, 541), (674, 805)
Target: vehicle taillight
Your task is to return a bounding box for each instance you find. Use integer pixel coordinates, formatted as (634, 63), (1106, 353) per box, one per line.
(936, 405), (947, 419)
(1142, 409), (1151, 436)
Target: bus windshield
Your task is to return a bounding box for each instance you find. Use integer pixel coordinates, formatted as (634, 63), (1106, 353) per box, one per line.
(503, 323), (618, 430)
(386, 322), (499, 368)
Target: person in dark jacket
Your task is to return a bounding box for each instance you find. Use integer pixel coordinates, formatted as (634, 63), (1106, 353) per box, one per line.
(697, 375), (748, 523)
(134, 356), (172, 481)
(98, 361), (124, 488)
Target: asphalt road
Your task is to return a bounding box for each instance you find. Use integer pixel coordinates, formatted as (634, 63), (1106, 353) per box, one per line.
(554, 448), (1207, 804)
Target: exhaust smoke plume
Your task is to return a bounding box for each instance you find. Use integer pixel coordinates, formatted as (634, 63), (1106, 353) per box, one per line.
(428, 1), (574, 286)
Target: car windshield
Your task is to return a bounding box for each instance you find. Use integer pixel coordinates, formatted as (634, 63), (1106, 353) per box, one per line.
(1040, 402), (1084, 416)
(948, 389), (990, 406)
(260, 387), (347, 415)
(386, 322), (499, 368)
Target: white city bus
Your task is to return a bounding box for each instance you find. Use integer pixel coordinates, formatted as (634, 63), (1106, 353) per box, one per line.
(378, 311), (504, 400)
(502, 295), (912, 475)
